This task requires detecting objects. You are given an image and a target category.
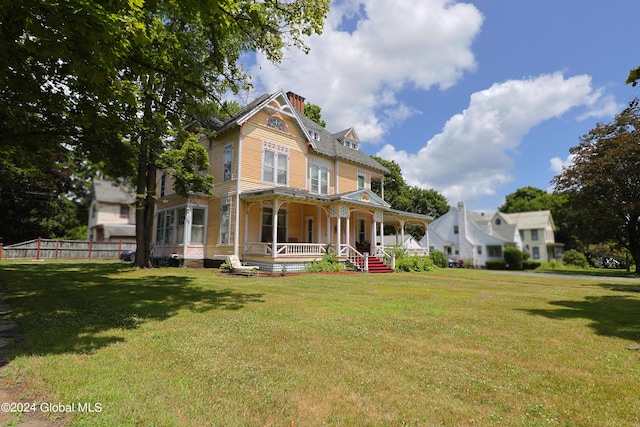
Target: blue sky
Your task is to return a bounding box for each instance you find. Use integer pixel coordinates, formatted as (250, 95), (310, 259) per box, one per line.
(245, 0), (639, 212)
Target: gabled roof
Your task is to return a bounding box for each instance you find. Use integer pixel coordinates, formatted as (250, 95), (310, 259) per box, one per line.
(92, 179), (135, 204)
(334, 188), (390, 208)
(498, 210), (554, 230)
(200, 90), (389, 174)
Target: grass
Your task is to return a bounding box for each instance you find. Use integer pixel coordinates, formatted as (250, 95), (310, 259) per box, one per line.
(0, 262), (639, 426)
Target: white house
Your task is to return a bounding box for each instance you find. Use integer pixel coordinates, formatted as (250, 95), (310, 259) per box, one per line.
(424, 202), (519, 267)
(424, 202), (562, 266)
(88, 179), (136, 242)
(383, 234), (428, 256)
(492, 210), (563, 262)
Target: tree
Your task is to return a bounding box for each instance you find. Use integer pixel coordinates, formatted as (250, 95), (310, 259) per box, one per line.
(499, 186), (574, 247)
(626, 66), (640, 87)
(553, 98), (640, 274)
(1, 0), (330, 267)
(304, 103), (326, 127)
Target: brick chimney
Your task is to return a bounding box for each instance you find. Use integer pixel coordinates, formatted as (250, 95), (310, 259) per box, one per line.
(286, 91), (305, 114)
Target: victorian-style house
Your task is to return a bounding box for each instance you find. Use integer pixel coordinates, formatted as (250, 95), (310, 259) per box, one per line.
(153, 90), (432, 272)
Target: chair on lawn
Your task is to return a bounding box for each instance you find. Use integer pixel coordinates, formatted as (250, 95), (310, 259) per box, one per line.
(226, 255), (259, 275)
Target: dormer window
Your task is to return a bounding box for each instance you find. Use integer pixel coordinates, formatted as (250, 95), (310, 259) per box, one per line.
(266, 116), (286, 132)
(308, 129), (321, 142)
(342, 138), (359, 150)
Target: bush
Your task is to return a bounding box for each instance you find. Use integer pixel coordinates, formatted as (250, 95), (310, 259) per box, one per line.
(395, 255), (437, 272)
(486, 260), (508, 270)
(541, 260), (564, 269)
(429, 250), (447, 268)
(504, 247), (525, 270)
(306, 253), (344, 272)
(562, 249), (590, 269)
(523, 261), (541, 270)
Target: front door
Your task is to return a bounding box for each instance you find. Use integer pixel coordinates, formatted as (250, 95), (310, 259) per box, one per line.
(306, 217), (313, 243)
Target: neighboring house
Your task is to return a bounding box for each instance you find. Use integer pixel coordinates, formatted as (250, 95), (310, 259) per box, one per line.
(383, 235), (428, 256)
(88, 179), (136, 242)
(493, 210), (563, 262)
(424, 201), (562, 266)
(153, 90), (432, 271)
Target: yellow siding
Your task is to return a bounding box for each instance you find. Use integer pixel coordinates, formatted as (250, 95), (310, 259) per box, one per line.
(338, 162), (359, 193)
(209, 129), (239, 185)
(238, 112), (309, 191)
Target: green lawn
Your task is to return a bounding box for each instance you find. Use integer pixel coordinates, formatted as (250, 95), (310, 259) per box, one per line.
(0, 262), (639, 426)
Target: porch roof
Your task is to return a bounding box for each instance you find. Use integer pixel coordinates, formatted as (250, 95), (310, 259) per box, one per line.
(385, 209), (433, 224)
(239, 188), (433, 223)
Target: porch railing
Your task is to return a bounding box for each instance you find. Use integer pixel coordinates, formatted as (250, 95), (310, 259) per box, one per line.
(244, 242), (329, 257)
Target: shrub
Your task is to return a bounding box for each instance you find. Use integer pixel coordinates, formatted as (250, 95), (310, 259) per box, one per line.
(542, 260), (564, 269)
(395, 255), (437, 272)
(306, 253), (344, 272)
(429, 250), (447, 268)
(523, 261), (541, 270)
(504, 247), (524, 270)
(562, 249), (590, 269)
(486, 260), (508, 270)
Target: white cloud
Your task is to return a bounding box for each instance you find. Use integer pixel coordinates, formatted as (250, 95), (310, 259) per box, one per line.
(549, 153), (576, 174)
(377, 73), (602, 203)
(249, 0), (483, 142)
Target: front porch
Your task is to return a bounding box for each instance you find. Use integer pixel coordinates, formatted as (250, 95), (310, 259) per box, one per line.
(238, 188), (432, 273)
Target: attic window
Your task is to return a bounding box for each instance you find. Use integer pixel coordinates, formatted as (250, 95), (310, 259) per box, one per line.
(343, 139), (359, 150)
(266, 116), (286, 132)
(495, 218), (501, 225)
(308, 129), (320, 141)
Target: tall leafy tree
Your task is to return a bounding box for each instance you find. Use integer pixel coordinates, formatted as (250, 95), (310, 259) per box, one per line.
(1, 0), (330, 267)
(553, 98), (640, 273)
(304, 102), (326, 127)
(122, 1), (329, 267)
(499, 186), (573, 247)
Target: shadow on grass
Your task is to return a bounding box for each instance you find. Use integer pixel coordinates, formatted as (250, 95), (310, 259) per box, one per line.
(0, 263), (264, 356)
(523, 290), (640, 342)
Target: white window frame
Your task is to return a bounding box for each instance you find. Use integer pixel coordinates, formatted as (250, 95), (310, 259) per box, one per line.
(262, 141), (289, 186)
(310, 164), (329, 195)
(223, 143), (233, 182)
(220, 200), (231, 245)
(357, 173), (365, 189)
(156, 206), (207, 246)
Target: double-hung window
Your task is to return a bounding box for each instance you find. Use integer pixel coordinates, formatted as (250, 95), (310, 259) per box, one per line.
(262, 142), (288, 186)
(310, 164), (329, 194)
(220, 201), (230, 245)
(358, 170), (367, 190)
(223, 144), (233, 181)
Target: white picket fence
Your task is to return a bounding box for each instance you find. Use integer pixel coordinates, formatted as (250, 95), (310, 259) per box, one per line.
(0, 238), (136, 260)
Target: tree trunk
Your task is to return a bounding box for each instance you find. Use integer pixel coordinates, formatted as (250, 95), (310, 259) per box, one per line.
(134, 134), (152, 268)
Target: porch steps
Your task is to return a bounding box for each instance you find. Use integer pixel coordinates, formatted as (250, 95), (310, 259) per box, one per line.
(354, 257), (394, 273)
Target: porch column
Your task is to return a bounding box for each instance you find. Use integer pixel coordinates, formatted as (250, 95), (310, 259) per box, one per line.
(326, 216), (331, 245)
(272, 199), (280, 259)
(423, 222), (429, 254)
(184, 205), (193, 244)
(243, 207), (249, 255)
(317, 207), (323, 245)
(379, 221), (384, 247)
(370, 220), (376, 254)
(400, 220), (405, 246)
(336, 216), (341, 255)
(345, 211), (351, 250)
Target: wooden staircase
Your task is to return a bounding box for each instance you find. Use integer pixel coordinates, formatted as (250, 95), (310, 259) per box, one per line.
(352, 256), (394, 273)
